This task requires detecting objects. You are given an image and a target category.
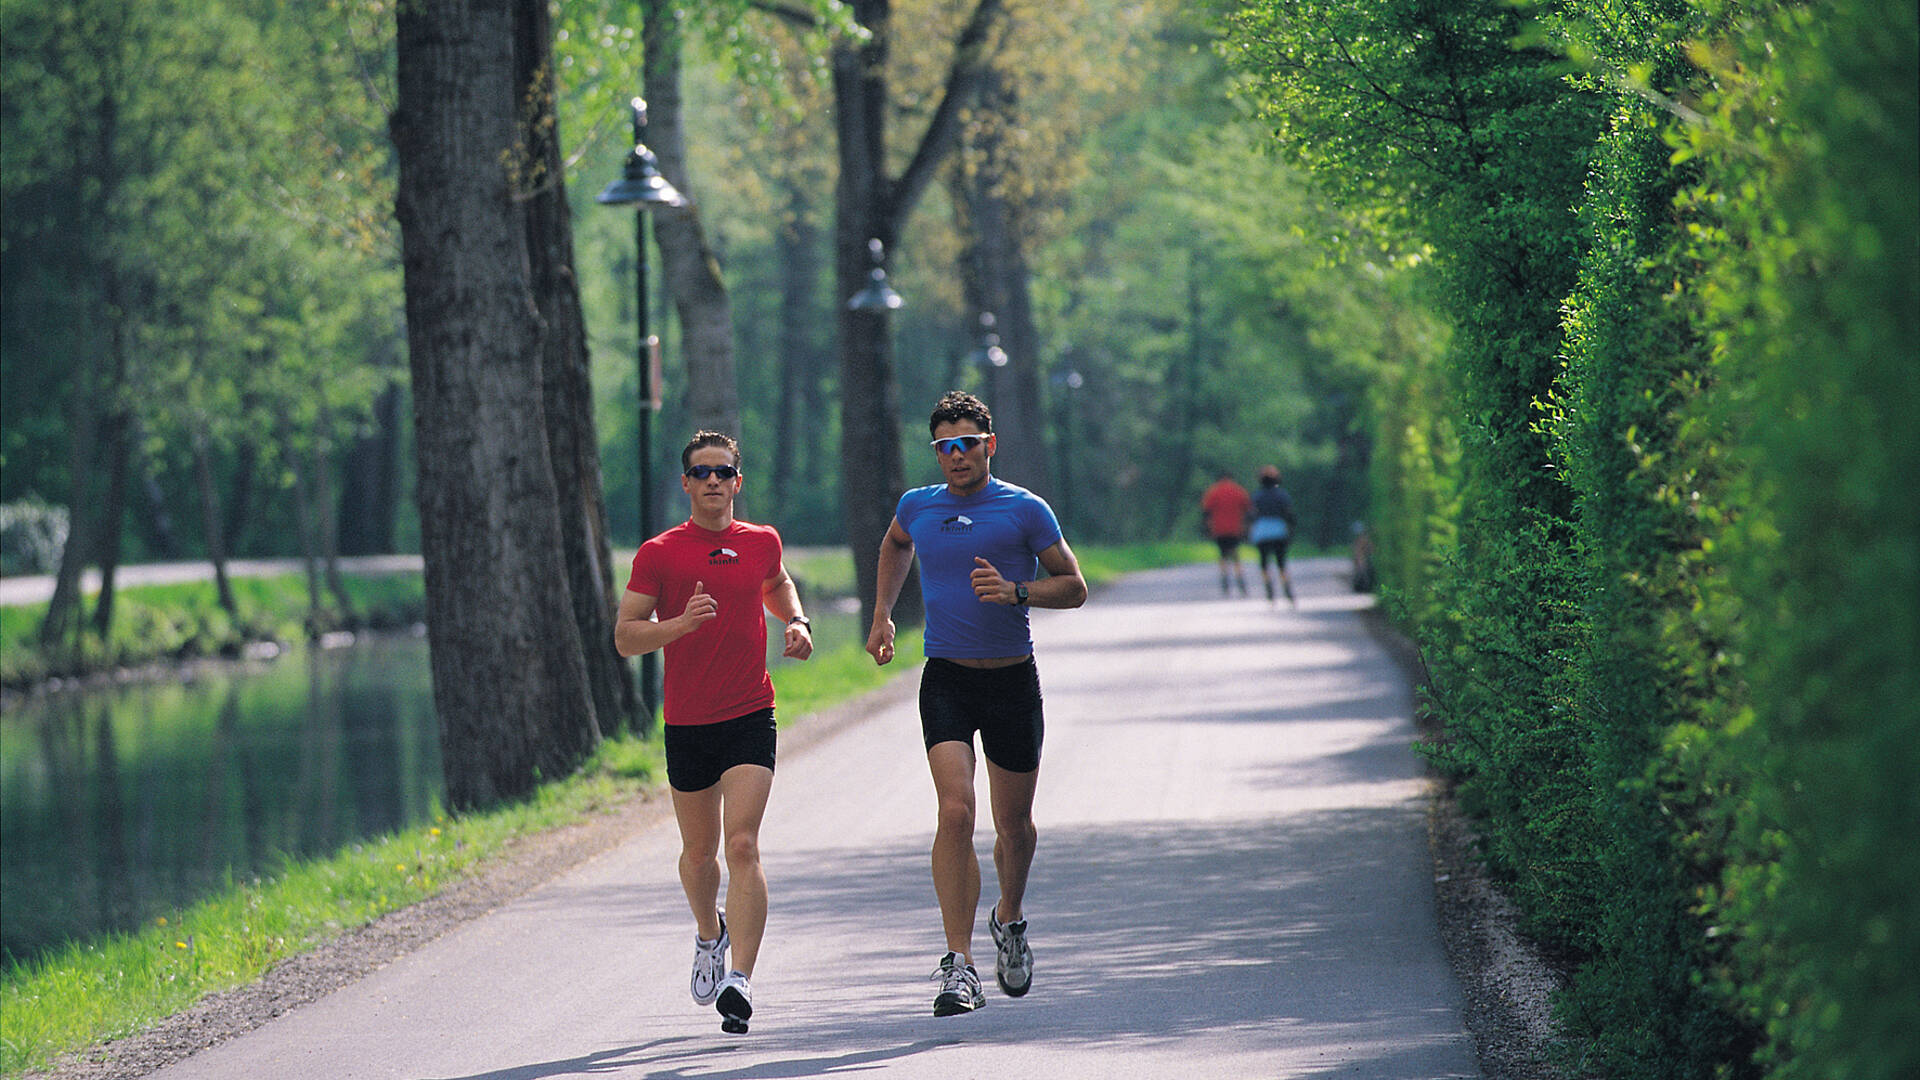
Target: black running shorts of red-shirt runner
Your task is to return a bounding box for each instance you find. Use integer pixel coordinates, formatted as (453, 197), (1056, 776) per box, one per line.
(664, 707), (776, 792)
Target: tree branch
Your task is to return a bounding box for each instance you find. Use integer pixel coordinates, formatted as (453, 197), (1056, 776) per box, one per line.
(747, 0), (821, 31)
(888, 0), (1006, 232)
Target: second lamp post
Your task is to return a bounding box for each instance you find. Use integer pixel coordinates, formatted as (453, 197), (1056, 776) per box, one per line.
(597, 97), (686, 720)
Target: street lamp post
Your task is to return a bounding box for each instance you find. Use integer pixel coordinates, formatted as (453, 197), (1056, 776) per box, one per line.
(597, 97), (685, 720)
(847, 237), (903, 312)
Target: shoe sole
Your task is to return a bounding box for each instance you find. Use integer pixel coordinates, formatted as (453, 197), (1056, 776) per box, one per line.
(932, 995), (981, 1017)
(717, 984), (753, 1032)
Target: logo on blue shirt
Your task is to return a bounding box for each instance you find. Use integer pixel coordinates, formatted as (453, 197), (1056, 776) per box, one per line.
(940, 515), (975, 532)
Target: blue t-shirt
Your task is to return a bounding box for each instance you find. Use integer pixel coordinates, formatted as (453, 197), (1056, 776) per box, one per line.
(896, 477), (1063, 659)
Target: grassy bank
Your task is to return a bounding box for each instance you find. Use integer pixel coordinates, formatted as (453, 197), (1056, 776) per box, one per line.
(0, 732), (664, 1078)
(0, 574), (426, 689)
(0, 542), (1206, 1075)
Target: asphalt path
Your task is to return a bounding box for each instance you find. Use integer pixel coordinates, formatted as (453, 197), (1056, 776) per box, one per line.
(0, 556), (426, 607)
(148, 557), (1479, 1080)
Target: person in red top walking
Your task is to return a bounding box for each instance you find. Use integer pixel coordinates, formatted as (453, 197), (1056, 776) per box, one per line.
(614, 431), (813, 1034)
(1200, 470), (1254, 596)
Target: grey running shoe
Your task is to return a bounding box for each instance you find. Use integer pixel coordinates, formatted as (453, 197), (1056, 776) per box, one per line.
(690, 913), (728, 1006)
(989, 910), (1033, 997)
(929, 952), (984, 1016)
(716, 970), (753, 1033)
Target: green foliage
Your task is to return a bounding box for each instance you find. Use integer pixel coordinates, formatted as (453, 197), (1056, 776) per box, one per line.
(1223, 0), (1916, 1077)
(1, 0), (404, 567)
(1219, 0), (1603, 954)
(1669, 2), (1920, 1078)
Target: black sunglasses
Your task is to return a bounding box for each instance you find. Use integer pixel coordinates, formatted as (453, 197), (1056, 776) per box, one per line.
(684, 464), (740, 480)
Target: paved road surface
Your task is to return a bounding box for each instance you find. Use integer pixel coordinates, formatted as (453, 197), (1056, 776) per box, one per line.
(150, 557), (1479, 1080)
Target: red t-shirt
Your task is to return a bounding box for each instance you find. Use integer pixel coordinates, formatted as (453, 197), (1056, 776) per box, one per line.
(1201, 479), (1253, 538)
(625, 519), (784, 726)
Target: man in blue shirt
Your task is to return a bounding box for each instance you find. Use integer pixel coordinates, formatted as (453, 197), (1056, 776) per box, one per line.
(867, 390), (1088, 1017)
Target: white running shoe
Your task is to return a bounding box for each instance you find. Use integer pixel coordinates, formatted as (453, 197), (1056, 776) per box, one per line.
(690, 913), (729, 1006)
(716, 970), (753, 1033)
(989, 909), (1033, 997)
(929, 951), (984, 1016)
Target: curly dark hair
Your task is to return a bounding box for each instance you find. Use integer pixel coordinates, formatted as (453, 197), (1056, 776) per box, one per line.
(681, 430), (741, 471)
(928, 390), (993, 436)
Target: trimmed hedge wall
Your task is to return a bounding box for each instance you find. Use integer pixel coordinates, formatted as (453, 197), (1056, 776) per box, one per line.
(1219, 0), (1917, 1076)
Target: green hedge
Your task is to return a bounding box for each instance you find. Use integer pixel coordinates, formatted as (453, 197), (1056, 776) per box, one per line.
(1220, 0), (1916, 1076)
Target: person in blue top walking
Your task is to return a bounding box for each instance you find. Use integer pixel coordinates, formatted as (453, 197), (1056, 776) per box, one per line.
(1249, 464), (1299, 607)
(866, 390), (1088, 1017)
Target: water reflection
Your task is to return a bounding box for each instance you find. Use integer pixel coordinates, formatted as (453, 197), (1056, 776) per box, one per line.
(0, 634), (440, 969)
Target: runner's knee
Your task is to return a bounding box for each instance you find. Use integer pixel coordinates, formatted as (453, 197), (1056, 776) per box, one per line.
(936, 793), (976, 837)
(723, 830), (760, 869)
(996, 814), (1036, 848)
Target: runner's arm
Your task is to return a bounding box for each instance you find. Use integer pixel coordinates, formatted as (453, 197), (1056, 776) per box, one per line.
(1026, 538), (1088, 609)
(614, 585), (717, 656)
(866, 518), (915, 665)
(762, 565), (813, 660)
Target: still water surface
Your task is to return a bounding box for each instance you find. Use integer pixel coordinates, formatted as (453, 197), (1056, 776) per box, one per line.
(0, 634), (440, 968)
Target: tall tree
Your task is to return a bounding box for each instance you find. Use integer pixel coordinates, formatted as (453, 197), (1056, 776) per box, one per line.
(7, 0), (142, 650)
(392, 0), (601, 809)
(833, 0), (1007, 631)
(515, 0), (642, 735)
(948, 66), (1047, 497)
(641, 0), (743, 445)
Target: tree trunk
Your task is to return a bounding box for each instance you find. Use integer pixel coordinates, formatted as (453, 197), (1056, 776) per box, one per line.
(42, 348), (101, 651)
(393, 0), (600, 810)
(950, 70), (1047, 499)
(642, 2), (742, 444)
(336, 381), (403, 555)
(41, 45), (121, 651)
(831, 0), (1005, 631)
(832, 8), (916, 633)
(310, 411), (358, 624)
(288, 432), (325, 629)
(515, 0), (639, 735)
(191, 431), (240, 617)
(223, 429), (259, 556)
(774, 189), (824, 522)
(87, 397), (130, 639)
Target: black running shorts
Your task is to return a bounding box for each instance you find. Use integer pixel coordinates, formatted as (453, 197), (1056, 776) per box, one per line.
(918, 657), (1044, 773)
(664, 707), (776, 792)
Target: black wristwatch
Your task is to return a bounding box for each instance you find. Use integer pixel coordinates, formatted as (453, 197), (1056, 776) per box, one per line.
(787, 615), (811, 629)
(1014, 583), (1029, 606)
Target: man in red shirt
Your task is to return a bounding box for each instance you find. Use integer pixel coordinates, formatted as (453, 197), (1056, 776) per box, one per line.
(615, 431), (813, 1034)
(1200, 470), (1254, 596)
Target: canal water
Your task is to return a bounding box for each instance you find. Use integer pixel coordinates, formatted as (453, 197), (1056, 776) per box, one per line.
(0, 633), (441, 970)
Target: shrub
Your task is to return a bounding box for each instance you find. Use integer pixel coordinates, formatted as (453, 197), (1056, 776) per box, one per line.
(0, 499), (69, 576)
